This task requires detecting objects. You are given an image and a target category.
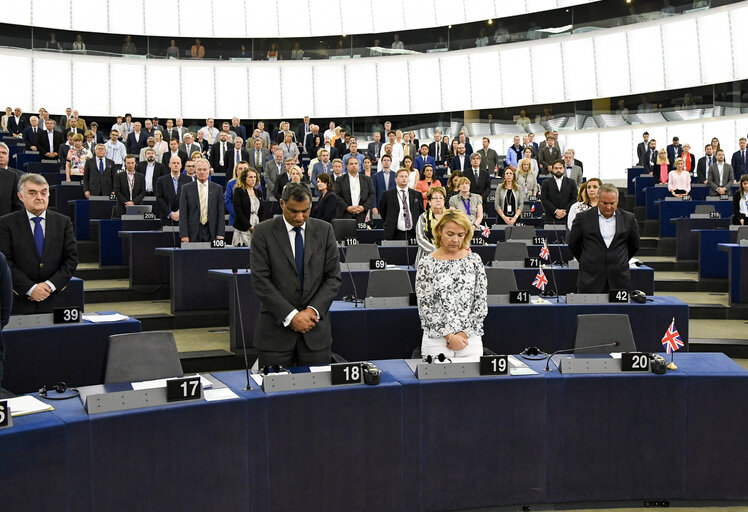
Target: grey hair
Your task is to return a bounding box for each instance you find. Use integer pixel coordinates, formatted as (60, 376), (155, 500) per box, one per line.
(281, 182), (312, 203)
(18, 173), (49, 192)
(0, 142), (8, 152)
(600, 183), (619, 198)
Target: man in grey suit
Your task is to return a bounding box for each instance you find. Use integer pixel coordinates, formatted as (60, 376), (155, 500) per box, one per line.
(247, 137), (269, 171)
(334, 158), (374, 222)
(707, 149), (736, 196)
(250, 182), (341, 367)
(538, 136), (562, 175)
(178, 159), (225, 242)
(263, 148), (285, 201)
(562, 151), (583, 186)
(179, 132), (201, 159)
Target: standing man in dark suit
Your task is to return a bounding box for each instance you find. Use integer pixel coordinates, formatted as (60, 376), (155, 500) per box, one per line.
(463, 153), (491, 202)
(22, 116), (40, 151)
(113, 155), (146, 217)
(7, 108), (26, 137)
(731, 137), (748, 178)
(372, 154), (397, 215)
(156, 155), (191, 225)
(225, 137), (249, 176)
(296, 116), (311, 153)
(179, 158), (225, 243)
(568, 183), (640, 293)
(428, 130), (449, 166)
(367, 132), (382, 168)
(450, 143), (470, 172)
(161, 138), (188, 169)
(135, 148), (167, 195)
(636, 132), (649, 166)
(538, 136), (562, 175)
(666, 136), (683, 172)
(541, 160), (578, 224)
(414, 144), (436, 173)
(642, 139), (658, 173)
(0, 143), (22, 216)
(0, 173), (78, 314)
(126, 122), (147, 156)
(0, 250), (12, 386)
(36, 119), (64, 160)
(82, 144), (115, 198)
(334, 158), (374, 223)
(696, 144), (715, 184)
(379, 168), (424, 240)
(250, 182), (341, 367)
(209, 132), (231, 174)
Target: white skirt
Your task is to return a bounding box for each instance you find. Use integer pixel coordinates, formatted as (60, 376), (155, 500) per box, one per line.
(232, 229), (252, 247)
(421, 333), (483, 359)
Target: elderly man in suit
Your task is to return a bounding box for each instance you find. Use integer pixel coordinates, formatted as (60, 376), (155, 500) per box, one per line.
(562, 150), (583, 186)
(335, 157), (374, 223)
(125, 122), (147, 157)
(156, 154), (191, 225)
(179, 158), (225, 243)
(0, 173), (78, 314)
(36, 119), (64, 160)
(0, 143), (22, 218)
(250, 182), (341, 366)
(541, 159), (578, 224)
(708, 149), (736, 196)
(247, 137), (269, 171)
(568, 183), (640, 293)
(263, 148), (285, 201)
(82, 144), (115, 198)
(22, 116), (40, 151)
(113, 155), (146, 217)
(225, 137), (249, 176)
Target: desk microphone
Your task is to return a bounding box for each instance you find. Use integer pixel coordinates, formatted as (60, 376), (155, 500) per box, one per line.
(544, 341), (620, 372)
(169, 216), (177, 248)
(338, 242), (362, 307)
(231, 267), (252, 390)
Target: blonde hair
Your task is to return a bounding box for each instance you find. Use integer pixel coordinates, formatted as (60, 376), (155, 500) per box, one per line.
(456, 176), (472, 188)
(433, 209), (473, 250)
(656, 150), (669, 165)
(517, 157), (533, 175)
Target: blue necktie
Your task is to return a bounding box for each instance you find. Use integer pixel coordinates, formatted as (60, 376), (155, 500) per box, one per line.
(98, 158), (104, 174)
(294, 227), (304, 291)
(32, 216), (44, 258)
(173, 177), (178, 194)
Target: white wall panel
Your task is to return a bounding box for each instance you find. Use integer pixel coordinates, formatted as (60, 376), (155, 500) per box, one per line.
(71, 0), (108, 33)
(501, 47), (533, 108)
(144, 0), (179, 37)
(1, 0), (31, 26)
(667, 123), (702, 155)
(34, 0), (70, 31)
(497, 1), (529, 17)
(403, 0), (436, 30)
(246, 0), (278, 38)
(108, 0), (144, 36)
(464, 0), (496, 21)
(598, 131), (629, 180)
(661, 19), (699, 90)
(525, 0), (559, 13)
(433, 0), (465, 27)
(33, 56), (71, 115)
(377, 60), (410, 114)
(281, 65), (315, 119)
(110, 61), (145, 117)
(0, 53), (32, 111)
(731, 6), (748, 80)
(215, 66), (249, 119)
(344, 62), (378, 117)
(531, 42), (564, 105)
(179, 0), (213, 38)
(469, 51), (501, 110)
(313, 64), (346, 118)
(340, 0), (372, 36)
(409, 57), (442, 114)
(627, 26), (664, 94)
(144, 63), (180, 118)
(372, 0), (406, 34)
(439, 54), (470, 112)
(562, 37), (596, 100)
(214, 0), (248, 38)
(181, 65), (213, 119)
(566, 131), (599, 178)
(698, 12), (732, 85)
(594, 32), (629, 98)
(72, 60), (109, 116)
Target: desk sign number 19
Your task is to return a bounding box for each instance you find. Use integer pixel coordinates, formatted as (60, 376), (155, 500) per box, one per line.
(480, 355), (508, 376)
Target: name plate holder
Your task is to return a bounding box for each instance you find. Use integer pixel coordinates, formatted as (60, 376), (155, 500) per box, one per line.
(567, 259), (579, 269)
(491, 260), (523, 269)
(414, 360), (513, 380)
(5, 313), (55, 329)
(565, 293), (609, 304)
(490, 225), (511, 231)
(486, 294), (511, 305)
(261, 368), (365, 393)
(81, 383), (204, 415)
(552, 355), (624, 374)
(740, 240), (748, 247)
(689, 213), (711, 219)
(542, 224), (566, 231)
(664, 196), (683, 201)
(162, 225), (179, 232)
(121, 214), (153, 220)
(380, 240), (408, 247)
(340, 262), (370, 272)
(706, 195), (730, 201)
(364, 296), (410, 308)
(88, 196), (112, 201)
(60, 181), (81, 187)
(180, 242), (211, 249)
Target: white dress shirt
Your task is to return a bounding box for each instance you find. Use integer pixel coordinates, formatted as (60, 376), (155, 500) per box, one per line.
(279, 217), (319, 326)
(25, 210), (56, 295)
(598, 211), (617, 248)
(348, 172), (361, 207)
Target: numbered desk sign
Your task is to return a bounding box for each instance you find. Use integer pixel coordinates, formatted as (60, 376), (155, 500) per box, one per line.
(471, 237), (485, 246)
(143, 212), (156, 220)
(345, 238), (358, 246)
(509, 291), (529, 304)
(479, 355), (508, 376)
(525, 257), (540, 268)
(54, 307), (82, 324)
(357, 222), (368, 230)
(533, 237), (546, 245)
(709, 211), (721, 218)
(521, 212), (534, 219)
(528, 196), (538, 202)
(621, 353), (650, 372)
(681, 195), (691, 201)
(609, 290), (629, 303)
(330, 363), (363, 385)
(370, 259), (386, 270)
(166, 376), (202, 402)
(719, 194), (729, 200)
(0, 400), (10, 429)
(211, 239), (225, 248)
(109, 193), (116, 200)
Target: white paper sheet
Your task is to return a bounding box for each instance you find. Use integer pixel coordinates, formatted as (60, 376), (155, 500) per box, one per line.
(131, 374), (213, 390)
(7, 395), (54, 417)
(203, 388), (240, 401)
(82, 313), (130, 323)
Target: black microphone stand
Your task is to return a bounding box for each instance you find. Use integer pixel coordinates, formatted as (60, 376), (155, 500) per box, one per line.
(232, 267), (252, 390)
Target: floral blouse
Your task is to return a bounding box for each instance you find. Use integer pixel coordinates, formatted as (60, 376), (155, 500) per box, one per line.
(415, 251), (488, 338)
(67, 147), (92, 176)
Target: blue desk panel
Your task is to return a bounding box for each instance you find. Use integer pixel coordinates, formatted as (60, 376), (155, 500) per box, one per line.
(627, 166), (646, 195)
(54, 183), (85, 220)
(98, 219), (162, 266)
(657, 200), (734, 237)
(71, 199), (117, 240)
(634, 174), (654, 206)
(718, 243), (748, 304)
(696, 229), (735, 278)
(119, 231), (176, 286)
(672, 218), (731, 260)
(645, 185), (712, 219)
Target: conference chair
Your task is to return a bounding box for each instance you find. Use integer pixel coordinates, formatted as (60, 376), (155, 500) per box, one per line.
(694, 204), (715, 214)
(736, 226), (748, 243)
(485, 268), (518, 294)
(573, 314), (637, 354)
(493, 242), (528, 262)
(506, 225), (536, 241)
(367, 269), (412, 297)
(332, 218), (357, 242)
(345, 244), (381, 263)
(104, 331), (184, 384)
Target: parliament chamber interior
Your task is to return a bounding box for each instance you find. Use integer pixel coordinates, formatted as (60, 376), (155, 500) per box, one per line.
(0, 0), (747, 511)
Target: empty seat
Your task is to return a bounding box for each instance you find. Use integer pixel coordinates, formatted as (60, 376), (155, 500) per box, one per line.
(485, 268), (518, 294)
(507, 225), (536, 241)
(493, 242), (528, 262)
(694, 204), (715, 214)
(104, 331), (184, 384)
(573, 314), (637, 354)
(345, 244), (380, 263)
(332, 218), (357, 241)
(736, 226), (748, 242)
(367, 269), (412, 297)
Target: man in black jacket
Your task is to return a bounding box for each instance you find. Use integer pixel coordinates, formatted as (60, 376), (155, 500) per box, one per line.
(541, 160), (578, 224)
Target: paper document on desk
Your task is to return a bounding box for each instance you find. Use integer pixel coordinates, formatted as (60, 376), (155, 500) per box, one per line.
(7, 395), (54, 416)
(309, 365), (331, 373)
(131, 374), (213, 390)
(204, 388), (239, 401)
(508, 355), (538, 375)
(250, 374), (264, 386)
(82, 313), (129, 323)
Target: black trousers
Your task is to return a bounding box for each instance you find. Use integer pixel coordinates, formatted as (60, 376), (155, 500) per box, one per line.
(258, 333), (330, 368)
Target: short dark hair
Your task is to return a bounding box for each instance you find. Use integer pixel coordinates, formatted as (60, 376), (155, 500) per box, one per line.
(551, 159), (565, 168)
(281, 182), (312, 203)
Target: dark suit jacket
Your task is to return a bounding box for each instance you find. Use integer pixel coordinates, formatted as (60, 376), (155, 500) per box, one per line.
(113, 171), (146, 217)
(540, 176), (578, 221)
(126, 131), (147, 156)
(178, 180), (225, 241)
(696, 155), (714, 183)
(538, 146), (561, 174)
(731, 149), (747, 177)
(161, 151), (188, 169)
(0, 209), (79, 314)
(135, 161), (168, 192)
(367, 141), (382, 163)
(463, 167), (491, 200)
(378, 186), (424, 239)
(232, 187), (265, 231)
(179, 142), (202, 158)
(476, 148), (500, 173)
(667, 144), (683, 171)
(450, 154), (470, 172)
(568, 207), (640, 293)
(22, 126), (41, 150)
(82, 157), (116, 196)
(225, 148), (249, 174)
(428, 141), (449, 164)
(0, 168), (21, 217)
(7, 116), (25, 135)
(372, 170), (397, 208)
(304, 132), (320, 155)
(636, 141), (647, 166)
(36, 130), (64, 157)
(274, 173), (291, 200)
(209, 141), (231, 174)
(156, 173), (191, 223)
(250, 216), (341, 352)
(311, 191), (338, 223)
(334, 173), (374, 222)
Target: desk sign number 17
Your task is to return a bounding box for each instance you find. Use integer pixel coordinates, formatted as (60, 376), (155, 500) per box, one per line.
(166, 376), (202, 402)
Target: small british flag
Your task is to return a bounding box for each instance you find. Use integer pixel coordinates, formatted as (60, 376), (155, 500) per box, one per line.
(364, 209), (370, 224)
(661, 318), (684, 354)
(481, 224), (491, 238)
(539, 241), (550, 261)
(532, 268), (548, 291)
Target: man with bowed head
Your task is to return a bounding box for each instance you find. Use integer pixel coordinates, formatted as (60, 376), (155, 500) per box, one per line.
(250, 182), (341, 367)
